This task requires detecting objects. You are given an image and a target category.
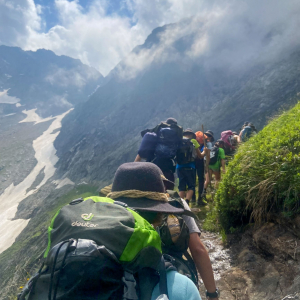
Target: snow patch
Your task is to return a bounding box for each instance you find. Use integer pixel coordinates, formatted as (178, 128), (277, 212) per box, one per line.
(0, 109), (73, 254)
(0, 89), (20, 104)
(19, 109), (54, 124)
(53, 178), (75, 189)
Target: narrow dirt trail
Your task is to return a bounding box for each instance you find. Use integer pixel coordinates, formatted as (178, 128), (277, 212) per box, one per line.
(195, 207), (300, 300)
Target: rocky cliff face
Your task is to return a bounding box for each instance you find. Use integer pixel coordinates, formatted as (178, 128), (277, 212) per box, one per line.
(0, 45), (103, 117)
(54, 23), (300, 187)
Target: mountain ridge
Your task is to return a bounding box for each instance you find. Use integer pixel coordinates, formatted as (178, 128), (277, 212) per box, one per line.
(0, 45), (104, 117)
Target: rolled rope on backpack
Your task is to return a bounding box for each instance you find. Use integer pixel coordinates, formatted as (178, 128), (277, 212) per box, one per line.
(107, 190), (169, 202)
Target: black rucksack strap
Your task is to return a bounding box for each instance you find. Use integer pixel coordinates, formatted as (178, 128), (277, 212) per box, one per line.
(158, 256), (168, 297)
(122, 271), (138, 300)
(183, 250), (199, 287)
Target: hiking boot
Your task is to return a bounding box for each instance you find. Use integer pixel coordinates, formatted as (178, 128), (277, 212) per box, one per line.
(191, 193), (196, 203)
(201, 189), (207, 199)
(197, 198), (207, 206)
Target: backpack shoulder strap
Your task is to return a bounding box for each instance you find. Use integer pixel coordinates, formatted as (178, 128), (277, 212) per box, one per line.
(158, 256), (169, 297)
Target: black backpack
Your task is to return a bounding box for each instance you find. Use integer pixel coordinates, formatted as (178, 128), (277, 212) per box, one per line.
(154, 127), (181, 159)
(176, 139), (195, 165)
(208, 146), (219, 165)
(18, 197), (169, 300)
(141, 122), (183, 140)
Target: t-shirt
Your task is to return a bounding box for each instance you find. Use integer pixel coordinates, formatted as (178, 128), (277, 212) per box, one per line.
(203, 142), (213, 162)
(209, 147), (225, 171)
(151, 270), (202, 300)
(181, 199), (201, 235)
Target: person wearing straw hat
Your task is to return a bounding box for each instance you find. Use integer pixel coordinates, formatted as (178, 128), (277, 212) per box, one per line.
(107, 162), (219, 300)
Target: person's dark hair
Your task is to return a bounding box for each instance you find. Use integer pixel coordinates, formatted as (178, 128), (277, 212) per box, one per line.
(216, 139), (225, 148)
(138, 211), (162, 225)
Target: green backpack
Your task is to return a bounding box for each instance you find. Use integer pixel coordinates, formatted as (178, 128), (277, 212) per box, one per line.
(18, 197), (167, 300)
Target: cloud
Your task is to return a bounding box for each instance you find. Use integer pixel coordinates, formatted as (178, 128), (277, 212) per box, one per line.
(45, 65), (100, 88)
(116, 0), (300, 78)
(0, 0), (300, 77)
(24, 0), (146, 76)
(0, 0), (41, 46)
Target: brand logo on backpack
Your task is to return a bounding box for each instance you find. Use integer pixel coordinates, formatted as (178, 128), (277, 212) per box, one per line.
(81, 213), (94, 221)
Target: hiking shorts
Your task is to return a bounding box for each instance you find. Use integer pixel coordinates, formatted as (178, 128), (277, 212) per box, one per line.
(177, 168), (196, 191)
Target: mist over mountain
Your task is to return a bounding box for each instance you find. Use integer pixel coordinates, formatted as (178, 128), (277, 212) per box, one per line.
(55, 16), (300, 186)
(0, 45), (103, 117)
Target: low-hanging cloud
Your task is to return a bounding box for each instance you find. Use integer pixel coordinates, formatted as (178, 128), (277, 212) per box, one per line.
(0, 0), (300, 77)
(45, 65), (100, 88)
(117, 0), (300, 79)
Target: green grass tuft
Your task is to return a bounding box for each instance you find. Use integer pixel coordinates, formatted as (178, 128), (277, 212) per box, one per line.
(215, 101), (300, 232)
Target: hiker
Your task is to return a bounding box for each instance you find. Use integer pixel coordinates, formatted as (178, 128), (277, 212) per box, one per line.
(108, 162), (219, 300)
(220, 130), (238, 155)
(202, 130), (214, 199)
(239, 122), (257, 142)
(135, 117), (183, 189)
(206, 139), (226, 189)
(19, 163), (204, 300)
(176, 129), (206, 205)
(194, 131), (207, 206)
(232, 131), (240, 145)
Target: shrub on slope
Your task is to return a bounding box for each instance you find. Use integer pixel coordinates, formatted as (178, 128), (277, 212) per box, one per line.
(216, 102), (300, 232)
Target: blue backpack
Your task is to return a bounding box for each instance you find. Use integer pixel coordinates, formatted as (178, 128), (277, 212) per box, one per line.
(154, 128), (181, 159)
(138, 132), (158, 161)
(241, 126), (253, 142)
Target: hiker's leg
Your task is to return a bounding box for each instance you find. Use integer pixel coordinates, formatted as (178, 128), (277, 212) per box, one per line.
(185, 168), (196, 201)
(163, 169), (175, 190)
(204, 169), (210, 189)
(186, 189), (194, 201)
(177, 168), (187, 199)
(213, 170), (221, 189)
(191, 168), (196, 203)
(197, 161), (205, 201)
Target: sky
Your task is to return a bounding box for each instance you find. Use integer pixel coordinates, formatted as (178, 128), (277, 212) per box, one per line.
(1, 0), (300, 77)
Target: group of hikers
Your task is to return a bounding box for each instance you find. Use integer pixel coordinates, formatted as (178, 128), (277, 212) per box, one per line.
(135, 118), (257, 206)
(19, 119), (257, 300)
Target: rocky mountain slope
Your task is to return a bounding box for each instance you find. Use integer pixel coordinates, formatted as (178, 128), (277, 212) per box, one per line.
(54, 23), (300, 187)
(0, 45), (104, 298)
(0, 45), (103, 117)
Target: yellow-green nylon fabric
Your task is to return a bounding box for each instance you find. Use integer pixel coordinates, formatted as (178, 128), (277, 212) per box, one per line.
(119, 209), (162, 262)
(44, 209), (61, 258)
(85, 196), (115, 204)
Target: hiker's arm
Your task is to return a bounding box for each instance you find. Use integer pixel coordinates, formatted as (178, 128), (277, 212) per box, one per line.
(134, 154), (142, 162)
(221, 159), (226, 173)
(197, 147), (207, 159)
(189, 233), (218, 299)
(196, 148), (204, 159)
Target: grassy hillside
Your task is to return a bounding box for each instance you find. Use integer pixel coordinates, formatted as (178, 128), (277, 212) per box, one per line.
(208, 101), (300, 232)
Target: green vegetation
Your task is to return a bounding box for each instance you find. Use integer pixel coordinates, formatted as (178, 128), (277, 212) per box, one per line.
(209, 102), (300, 232)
